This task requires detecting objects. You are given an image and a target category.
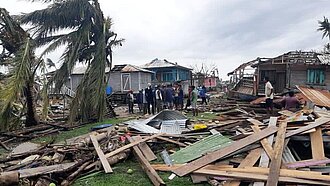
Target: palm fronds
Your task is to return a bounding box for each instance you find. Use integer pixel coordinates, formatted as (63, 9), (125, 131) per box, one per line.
(318, 16), (330, 40)
(19, 0), (124, 124)
(0, 38), (37, 130)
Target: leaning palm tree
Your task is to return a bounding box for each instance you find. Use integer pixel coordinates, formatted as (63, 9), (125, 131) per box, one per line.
(318, 16), (330, 40)
(21, 0), (124, 123)
(0, 8), (40, 130)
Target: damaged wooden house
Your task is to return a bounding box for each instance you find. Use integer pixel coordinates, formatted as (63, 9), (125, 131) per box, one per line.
(228, 51), (330, 100)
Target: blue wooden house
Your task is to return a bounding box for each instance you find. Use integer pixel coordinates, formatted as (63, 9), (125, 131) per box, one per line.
(141, 58), (192, 84)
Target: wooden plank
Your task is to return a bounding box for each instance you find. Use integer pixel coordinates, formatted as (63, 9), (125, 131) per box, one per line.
(127, 136), (165, 186)
(152, 165), (330, 185)
(196, 166), (329, 184)
(105, 133), (163, 159)
(285, 117), (330, 138)
(191, 174), (208, 183)
(134, 136), (157, 162)
(90, 134), (113, 173)
(278, 110), (294, 117)
(253, 117), (277, 186)
(247, 118), (263, 126)
(156, 136), (187, 147)
(266, 121), (287, 186)
(285, 158), (330, 169)
(251, 126), (274, 158)
(195, 169), (330, 186)
(224, 148), (261, 186)
(18, 162), (76, 178)
(172, 126), (278, 176)
(310, 127), (325, 161)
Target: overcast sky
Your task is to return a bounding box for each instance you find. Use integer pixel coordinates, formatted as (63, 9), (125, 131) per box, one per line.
(1, 0), (330, 79)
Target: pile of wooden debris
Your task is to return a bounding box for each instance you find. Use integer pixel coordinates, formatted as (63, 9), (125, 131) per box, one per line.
(1, 102), (330, 186)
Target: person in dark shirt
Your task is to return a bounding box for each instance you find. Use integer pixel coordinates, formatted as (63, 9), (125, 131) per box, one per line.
(145, 83), (155, 115)
(178, 84), (184, 110)
(136, 89), (143, 113)
(185, 86), (192, 110)
(165, 84), (174, 109)
(127, 90), (134, 114)
(281, 91), (300, 111)
(200, 85), (207, 105)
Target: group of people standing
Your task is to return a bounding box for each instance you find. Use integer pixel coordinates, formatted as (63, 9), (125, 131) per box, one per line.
(126, 83), (208, 116)
(127, 83), (184, 115)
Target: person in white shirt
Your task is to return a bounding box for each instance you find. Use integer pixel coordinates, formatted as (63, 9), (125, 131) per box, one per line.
(264, 76), (274, 116)
(155, 85), (163, 113)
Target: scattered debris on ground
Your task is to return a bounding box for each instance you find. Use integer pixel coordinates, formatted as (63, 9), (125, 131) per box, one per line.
(1, 88), (330, 186)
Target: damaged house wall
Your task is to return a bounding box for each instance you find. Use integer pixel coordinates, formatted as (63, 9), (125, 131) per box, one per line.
(253, 51), (330, 94)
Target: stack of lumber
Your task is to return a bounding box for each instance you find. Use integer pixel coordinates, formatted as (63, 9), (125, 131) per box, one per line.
(149, 109), (330, 186)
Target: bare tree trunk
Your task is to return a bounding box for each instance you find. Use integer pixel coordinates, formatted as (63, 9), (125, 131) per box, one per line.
(25, 81), (39, 127)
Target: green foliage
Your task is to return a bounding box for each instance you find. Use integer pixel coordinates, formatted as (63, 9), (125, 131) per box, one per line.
(0, 37), (34, 130)
(22, 0), (124, 124)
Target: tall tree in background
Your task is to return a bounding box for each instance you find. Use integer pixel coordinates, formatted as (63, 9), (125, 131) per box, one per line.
(318, 17), (330, 41)
(0, 8), (40, 130)
(21, 0), (124, 123)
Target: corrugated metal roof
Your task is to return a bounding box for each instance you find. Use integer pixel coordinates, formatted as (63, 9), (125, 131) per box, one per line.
(141, 58), (192, 70)
(160, 120), (182, 134)
(112, 64), (154, 73)
(125, 120), (160, 133)
(170, 133), (233, 164)
(282, 146), (296, 163)
(70, 66), (111, 75)
(125, 110), (188, 134)
(297, 86), (330, 108)
(317, 54), (330, 65)
(150, 110), (188, 121)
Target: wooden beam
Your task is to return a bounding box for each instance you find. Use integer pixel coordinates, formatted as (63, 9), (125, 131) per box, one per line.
(286, 117), (330, 138)
(127, 136), (165, 186)
(18, 162), (76, 178)
(105, 133), (163, 159)
(285, 158), (330, 169)
(253, 117), (277, 186)
(172, 126), (278, 176)
(266, 121), (287, 186)
(156, 136), (187, 147)
(134, 136), (157, 161)
(194, 167), (330, 185)
(247, 118), (263, 126)
(90, 134), (113, 173)
(310, 127), (325, 161)
(152, 164), (330, 185)
(224, 148), (261, 186)
(251, 126), (274, 158)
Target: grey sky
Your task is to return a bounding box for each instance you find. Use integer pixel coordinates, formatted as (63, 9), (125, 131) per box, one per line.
(1, 0), (329, 79)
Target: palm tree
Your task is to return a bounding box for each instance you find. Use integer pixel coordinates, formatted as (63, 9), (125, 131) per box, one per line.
(21, 0), (124, 123)
(0, 8), (40, 130)
(318, 16), (330, 40)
